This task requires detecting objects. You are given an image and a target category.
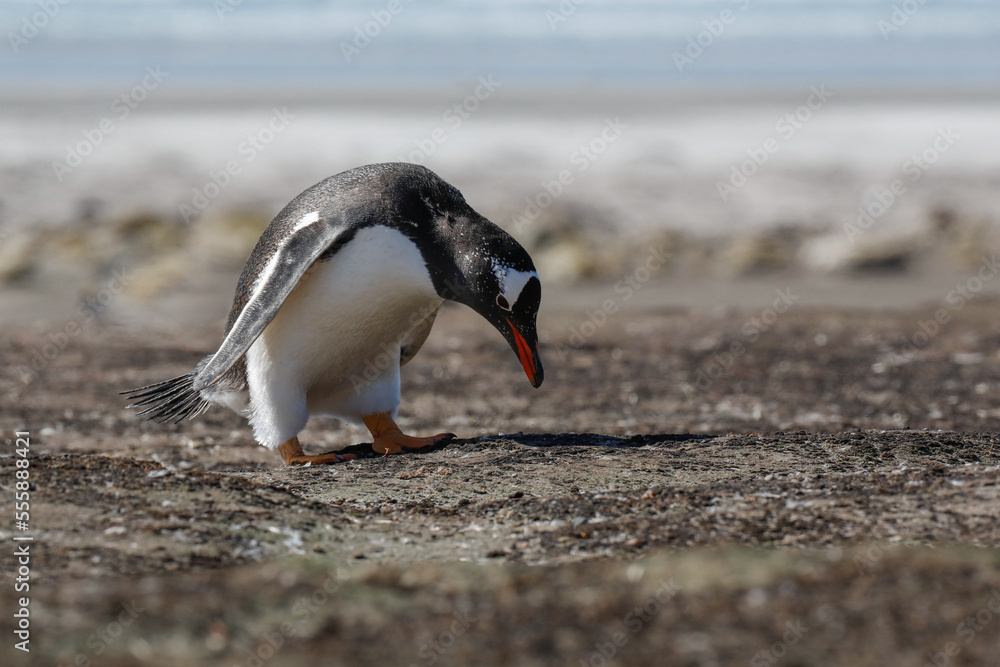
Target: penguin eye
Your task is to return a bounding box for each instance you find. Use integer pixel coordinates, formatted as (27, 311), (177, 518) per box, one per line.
(496, 294), (511, 311)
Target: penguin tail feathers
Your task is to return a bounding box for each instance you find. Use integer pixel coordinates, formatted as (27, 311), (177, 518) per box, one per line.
(121, 370), (211, 423)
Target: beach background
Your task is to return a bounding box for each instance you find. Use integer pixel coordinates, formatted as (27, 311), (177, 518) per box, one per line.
(4, 2), (1000, 666)
(2, 0), (1000, 318)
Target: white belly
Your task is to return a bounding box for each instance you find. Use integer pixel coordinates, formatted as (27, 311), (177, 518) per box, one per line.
(244, 226), (442, 447)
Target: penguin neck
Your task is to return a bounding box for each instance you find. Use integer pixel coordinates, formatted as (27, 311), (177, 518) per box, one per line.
(396, 213), (487, 308)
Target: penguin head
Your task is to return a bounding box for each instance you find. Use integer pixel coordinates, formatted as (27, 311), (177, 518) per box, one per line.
(456, 231), (544, 389)
(384, 163), (544, 388)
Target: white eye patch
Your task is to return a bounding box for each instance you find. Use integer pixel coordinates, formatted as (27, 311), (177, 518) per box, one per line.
(498, 268), (538, 309)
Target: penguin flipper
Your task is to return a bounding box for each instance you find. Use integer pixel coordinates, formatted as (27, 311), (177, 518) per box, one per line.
(193, 211), (352, 392)
(400, 304), (439, 367)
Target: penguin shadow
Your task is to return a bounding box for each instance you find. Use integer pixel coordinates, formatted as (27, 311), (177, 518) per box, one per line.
(329, 432), (714, 459)
(330, 436), (457, 460)
(477, 432), (717, 450)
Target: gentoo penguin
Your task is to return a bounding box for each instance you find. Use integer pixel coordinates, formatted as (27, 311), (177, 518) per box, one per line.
(124, 163), (543, 465)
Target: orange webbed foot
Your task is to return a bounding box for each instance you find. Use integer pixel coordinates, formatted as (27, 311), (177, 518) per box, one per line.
(362, 412), (455, 457)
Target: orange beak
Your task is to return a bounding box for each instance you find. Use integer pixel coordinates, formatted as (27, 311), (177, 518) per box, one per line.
(506, 318), (542, 387)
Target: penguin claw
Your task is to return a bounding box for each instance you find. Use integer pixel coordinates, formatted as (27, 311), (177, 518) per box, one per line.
(278, 437), (356, 466)
(372, 435), (446, 457)
(370, 431), (454, 457)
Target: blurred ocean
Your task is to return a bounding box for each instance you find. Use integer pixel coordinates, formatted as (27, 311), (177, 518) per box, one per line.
(2, 0), (999, 93)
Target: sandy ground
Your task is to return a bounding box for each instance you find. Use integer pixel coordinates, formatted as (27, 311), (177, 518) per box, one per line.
(2, 296), (1000, 666)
